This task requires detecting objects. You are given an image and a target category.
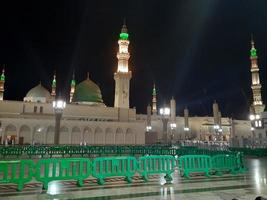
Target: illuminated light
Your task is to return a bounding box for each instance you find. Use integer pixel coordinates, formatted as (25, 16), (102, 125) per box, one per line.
(249, 114), (255, 121)
(159, 107), (170, 116)
(213, 125), (220, 130)
(170, 123), (176, 129)
(53, 100), (66, 109)
(120, 32), (129, 40)
(250, 47), (257, 58)
(118, 67), (128, 73)
(255, 114), (260, 120)
(259, 120), (262, 127)
(184, 127), (190, 131)
(255, 121), (258, 127)
(47, 182), (60, 195)
(146, 126), (152, 132)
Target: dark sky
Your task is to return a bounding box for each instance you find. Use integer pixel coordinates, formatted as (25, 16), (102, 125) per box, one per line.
(0, 0), (266, 119)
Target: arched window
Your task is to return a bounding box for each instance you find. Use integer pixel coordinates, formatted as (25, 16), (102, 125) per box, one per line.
(34, 106), (37, 113)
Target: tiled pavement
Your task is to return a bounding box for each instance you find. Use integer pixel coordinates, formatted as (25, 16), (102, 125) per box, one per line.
(0, 158), (267, 200)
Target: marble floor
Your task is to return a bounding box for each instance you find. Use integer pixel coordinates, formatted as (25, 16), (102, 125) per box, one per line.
(0, 158), (267, 200)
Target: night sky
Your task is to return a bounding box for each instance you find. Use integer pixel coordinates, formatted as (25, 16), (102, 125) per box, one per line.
(0, 0), (266, 119)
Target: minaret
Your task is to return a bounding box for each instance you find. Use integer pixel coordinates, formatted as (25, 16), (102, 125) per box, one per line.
(152, 84), (157, 115)
(114, 21), (132, 108)
(69, 72), (76, 103)
(51, 71), (56, 98)
(0, 67), (5, 101)
(213, 100), (219, 125)
(170, 97), (176, 122)
(250, 37), (265, 114)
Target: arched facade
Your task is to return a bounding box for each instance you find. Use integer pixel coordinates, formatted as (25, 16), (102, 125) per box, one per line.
(46, 126), (54, 144)
(94, 127), (104, 144)
(18, 125), (30, 144)
(115, 127), (124, 144)
(60, 126), (69, 144)
(105, 128), (114, 144)
(125, 128), (135, 144)
(83, 127), (93, 144)
(71, 127), (81, 144)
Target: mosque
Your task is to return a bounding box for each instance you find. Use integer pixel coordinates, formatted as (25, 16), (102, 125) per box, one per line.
(0, 23), (265, 147)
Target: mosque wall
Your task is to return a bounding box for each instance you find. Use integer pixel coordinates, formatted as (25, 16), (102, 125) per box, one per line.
(0, 117), (145, 145)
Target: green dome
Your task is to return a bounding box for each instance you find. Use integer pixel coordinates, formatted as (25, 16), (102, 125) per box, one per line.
(72, 78), (103, 104)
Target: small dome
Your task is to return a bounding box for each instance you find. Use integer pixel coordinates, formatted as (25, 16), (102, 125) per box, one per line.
(72, 77), (104, 105)
(24, 83), (51, 103)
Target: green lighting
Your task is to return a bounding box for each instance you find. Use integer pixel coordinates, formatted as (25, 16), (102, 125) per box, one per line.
(71, 79), (76, 86)
(120, 32), (129, 40)
(250, 47), (257, 58)
(0, 74), (4, 81)
(152, 88), (156, 95)
(52, 79), (56, 87)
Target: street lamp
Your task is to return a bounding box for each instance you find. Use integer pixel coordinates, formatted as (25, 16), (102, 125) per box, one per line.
(159, 107), (170, 144)
(53, 99), (66, 145)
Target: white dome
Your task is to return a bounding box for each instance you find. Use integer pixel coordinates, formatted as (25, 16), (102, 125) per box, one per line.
(24, 83), (51, 103)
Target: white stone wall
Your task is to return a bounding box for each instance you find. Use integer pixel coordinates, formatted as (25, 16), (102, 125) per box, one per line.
(0, 117), (145, 145)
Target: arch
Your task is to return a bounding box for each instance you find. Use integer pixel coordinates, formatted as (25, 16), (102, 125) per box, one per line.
(60, 126), (69, 144)
(33, 126), (45, 145)
(125, 128), (135, 144)
(18, 125), (30, 144)
(83, 127), (93, 144)
(94, 127), (104, 145)
(115, 127), (124, 144)
(105, 128), (114, 145)
(46, 126), (55, 144)
(71, 127), (81, 144)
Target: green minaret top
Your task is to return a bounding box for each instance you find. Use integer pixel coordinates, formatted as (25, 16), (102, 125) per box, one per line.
(52, 72), (56, 87)
(71, 72), (76, 86)
(0, 68), (5, 81)
(250, 36), (257, 58)
(152, 84), (156, 96)
(119, 20), (129, 40)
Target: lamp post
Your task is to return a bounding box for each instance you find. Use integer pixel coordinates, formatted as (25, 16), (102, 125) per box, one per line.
(159, 107), (170, 144)
(53, 99), (66, 145)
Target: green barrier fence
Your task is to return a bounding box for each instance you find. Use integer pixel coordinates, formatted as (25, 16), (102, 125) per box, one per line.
(0, 160), (34, 191)
(178, 155), (212, 179)
(138, 155), (175, 182)
(92, 156), (137, 185)
(35, 158), (91, 190)
(1, 145), (244, 159)
(211, 154), (238, 175)
(0, 154), (246, 191)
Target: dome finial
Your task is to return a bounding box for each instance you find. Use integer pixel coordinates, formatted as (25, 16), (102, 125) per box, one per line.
(251, 33), (255, 47)
(121, 18), (127, 33)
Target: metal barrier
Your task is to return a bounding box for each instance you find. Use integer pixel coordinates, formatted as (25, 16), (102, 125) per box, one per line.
(138, 155), (175, 182)
(0, 160), (34, 191)
(178, 155), (212, 178)
(35, 158), (91, 190)
(92, 156), (137, 185)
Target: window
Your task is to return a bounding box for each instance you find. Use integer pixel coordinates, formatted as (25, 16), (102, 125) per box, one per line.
(255, 121), (258, 127)
(259, 120), (262, 127)
(40, 106), (43, 113)
(34, 106), (37, 113)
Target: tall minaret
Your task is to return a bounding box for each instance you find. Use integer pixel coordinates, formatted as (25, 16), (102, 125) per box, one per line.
(152, 84), (157, 115)
(69, 72), (76, 103)
(51, 71), (56, 98)
(0, 67), (5, 101)
(250, 37), (265, 114)
(114, 21), (132, 108)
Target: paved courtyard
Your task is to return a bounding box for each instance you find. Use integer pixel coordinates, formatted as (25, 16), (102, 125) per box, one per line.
(0, 158), (267, 200)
